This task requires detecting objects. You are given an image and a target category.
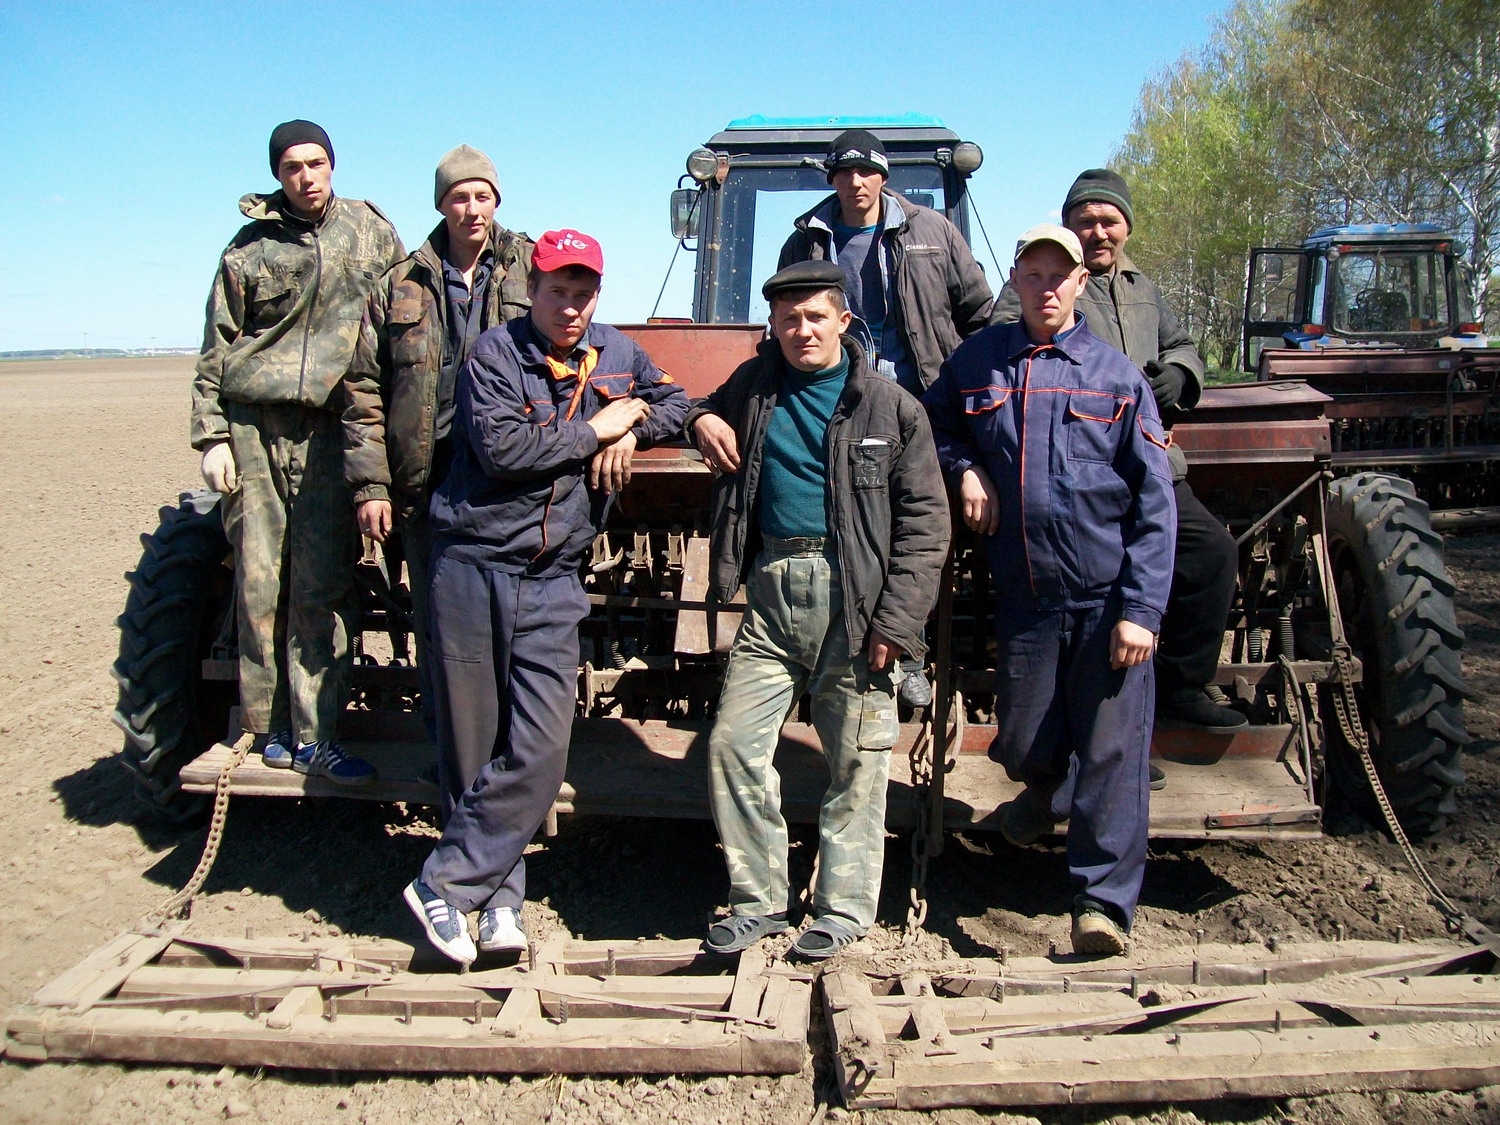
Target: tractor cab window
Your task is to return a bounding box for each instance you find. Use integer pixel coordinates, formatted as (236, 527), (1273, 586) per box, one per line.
(1328, 249), (1451, 337)
(708, 163), (953, 324)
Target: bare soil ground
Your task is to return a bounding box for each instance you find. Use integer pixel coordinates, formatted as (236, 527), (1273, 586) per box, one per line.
(2, 357), (1499, 1124)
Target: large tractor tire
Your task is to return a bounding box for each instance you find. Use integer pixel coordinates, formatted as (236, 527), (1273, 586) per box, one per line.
(1324, 472), (1469, 836)
(111, 490), (237, 822)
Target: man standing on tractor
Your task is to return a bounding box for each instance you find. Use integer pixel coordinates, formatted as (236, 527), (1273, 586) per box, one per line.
(779, 128), (992, 708)
(926, 224), (1175, 955)
(689, 261), (949, 960)
(191, 120), (404, 785)
(995, 169), (1245, 758)
(343, 145), (535, 775)
(403, 230), (688, 965)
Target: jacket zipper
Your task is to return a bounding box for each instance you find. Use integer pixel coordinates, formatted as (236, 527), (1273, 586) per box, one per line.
(297, 218), (322, 404)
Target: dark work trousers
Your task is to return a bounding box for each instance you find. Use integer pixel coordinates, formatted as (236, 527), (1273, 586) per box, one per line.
(1157, 481), (1238, 691)
(420, 556), (588, 914)
(990, 602), (1153, 928)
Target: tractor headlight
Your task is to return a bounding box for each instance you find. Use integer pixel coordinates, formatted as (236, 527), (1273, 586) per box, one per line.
(686, 147), (720, 184)
(952, 142), (984, 175)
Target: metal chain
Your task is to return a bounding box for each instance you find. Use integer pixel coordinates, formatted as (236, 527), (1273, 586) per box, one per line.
(1329, 647), (1469, 928)
(136, 732), (250, 930)
(904, 709), (934, 941)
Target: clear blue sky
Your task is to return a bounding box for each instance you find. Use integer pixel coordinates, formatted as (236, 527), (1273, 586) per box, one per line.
(0, 0), (1225, 352)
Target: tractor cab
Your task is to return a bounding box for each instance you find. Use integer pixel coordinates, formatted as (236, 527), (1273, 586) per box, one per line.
(666, 114), (984, 327)
(1242, 223), (1481, 370)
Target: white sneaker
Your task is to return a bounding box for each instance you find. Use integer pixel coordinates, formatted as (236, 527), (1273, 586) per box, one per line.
(403, 879), (476, 965)
(477, 906), (527, 953)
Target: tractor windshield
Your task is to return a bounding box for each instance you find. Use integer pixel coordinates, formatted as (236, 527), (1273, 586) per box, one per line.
(706, 163), (953, 324)
(1328, 248), (1452, 338)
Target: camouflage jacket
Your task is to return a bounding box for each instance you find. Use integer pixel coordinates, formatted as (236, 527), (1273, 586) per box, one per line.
(191, 191), (404, 449)
(342, 221), (535, 514)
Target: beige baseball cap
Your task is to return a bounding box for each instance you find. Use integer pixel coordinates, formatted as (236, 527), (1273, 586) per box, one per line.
(1014, 223), (1084, 265)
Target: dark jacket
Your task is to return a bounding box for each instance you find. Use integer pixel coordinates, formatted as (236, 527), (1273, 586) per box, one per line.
(342, 221), (535, 515)
(923, 318), (1176, 633)
(993, 253), (1205, 479)
(686, 338), (950, 661)
(430, 318), (689, 577)
(779, 192), (994, 392)
(192, 191), (404, 449)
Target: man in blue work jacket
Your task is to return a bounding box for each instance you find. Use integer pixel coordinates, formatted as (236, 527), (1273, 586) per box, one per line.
(403, 230), (689, 965)
(923, 224), (1176, 955)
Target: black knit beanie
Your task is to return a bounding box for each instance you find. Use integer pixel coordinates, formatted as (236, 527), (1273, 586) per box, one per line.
(269, 120), (335, 175)
(1062, 168), (1133, 230)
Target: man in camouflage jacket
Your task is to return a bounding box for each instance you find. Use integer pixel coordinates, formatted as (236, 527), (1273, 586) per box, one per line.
(343, 145), (534, 763)
(191, 120), (404, 783)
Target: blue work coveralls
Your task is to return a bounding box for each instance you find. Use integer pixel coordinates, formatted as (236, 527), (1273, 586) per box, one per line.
(923, 317), (1176, 927)
(419, 317), (688, 914)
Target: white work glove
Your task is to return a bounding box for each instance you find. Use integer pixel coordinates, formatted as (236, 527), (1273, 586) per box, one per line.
(200, 441), (239, 494)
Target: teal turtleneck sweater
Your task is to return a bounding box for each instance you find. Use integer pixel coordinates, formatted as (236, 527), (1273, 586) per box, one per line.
(758, 347), (850, 540)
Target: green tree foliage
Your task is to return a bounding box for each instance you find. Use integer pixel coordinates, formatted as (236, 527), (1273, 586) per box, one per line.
(1114, 0), (1499, 369)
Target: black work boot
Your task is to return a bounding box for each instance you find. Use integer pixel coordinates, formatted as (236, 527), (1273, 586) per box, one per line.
(1155, 686), (1248, 734)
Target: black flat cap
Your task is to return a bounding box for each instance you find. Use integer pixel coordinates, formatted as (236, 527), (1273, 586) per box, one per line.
(761, 260), (845, 301)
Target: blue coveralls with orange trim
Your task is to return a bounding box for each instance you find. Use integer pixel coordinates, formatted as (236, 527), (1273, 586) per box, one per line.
(420, 316), (688, 915)
(922, 315), (1176, 928)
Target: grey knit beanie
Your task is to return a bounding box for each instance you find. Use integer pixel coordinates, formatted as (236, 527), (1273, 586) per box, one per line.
(1062, 168), (1134, 230)
(435, 145), (500, 208)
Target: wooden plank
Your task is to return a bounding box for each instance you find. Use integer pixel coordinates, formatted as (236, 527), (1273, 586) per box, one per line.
(726, 948), (768, 1022)
(31, 928), (182, 1010)
(823, 970), (896, 1108)
(489, 986), (538, 1039)
(7, 932), (812, 1075)
(265, 986), (323, 1031)
(179, 713), (1325, 842)
(885, 1022), (1500, 1109)
(826, 944), (1500, 1109)
(672, 537), (713, 654)
(901, 974), (957, 1056)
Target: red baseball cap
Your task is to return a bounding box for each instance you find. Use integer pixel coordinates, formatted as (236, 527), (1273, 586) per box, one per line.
(532, 229), (604, 276)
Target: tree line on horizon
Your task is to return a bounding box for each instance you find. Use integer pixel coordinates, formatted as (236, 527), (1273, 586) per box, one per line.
(1109, 0), (1499, 370)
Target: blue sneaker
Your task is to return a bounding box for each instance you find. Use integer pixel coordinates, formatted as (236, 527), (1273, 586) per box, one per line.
(403, 879), (476, 964)
(292, 740), (376, 786)
(259, 730), (294, 769)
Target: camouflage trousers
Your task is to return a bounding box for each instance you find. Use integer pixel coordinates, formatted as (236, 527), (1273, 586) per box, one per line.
(707, 545), (897, 935)
(222, 402), (357, 741)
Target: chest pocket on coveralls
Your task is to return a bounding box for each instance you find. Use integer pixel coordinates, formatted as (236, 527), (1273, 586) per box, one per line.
(961, 384), (1015, 449)
(1064, 392), (1129, 463)
(588, 373), (635, 403)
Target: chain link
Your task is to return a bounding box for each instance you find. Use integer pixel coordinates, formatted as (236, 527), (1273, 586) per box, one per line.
(1329, 647), (1469, 929)
(136, 732), (250, 930)
(904, 709), (933, 941)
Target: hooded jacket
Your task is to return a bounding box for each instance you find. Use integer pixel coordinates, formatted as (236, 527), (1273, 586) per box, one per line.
(685, 337), (950, 662)
(343, 221), (535, 515)
(993, 253), (1205, 479)
(778, 191), (994, 392)
(192, 191), (404, 449)
(430, 317), (689, 577)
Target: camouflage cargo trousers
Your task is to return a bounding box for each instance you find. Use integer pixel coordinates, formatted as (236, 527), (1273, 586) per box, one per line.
(222, 401), (357, 742)
(707, 545), (898, 935)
